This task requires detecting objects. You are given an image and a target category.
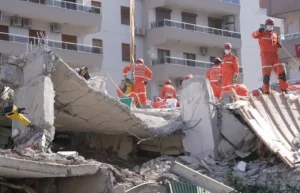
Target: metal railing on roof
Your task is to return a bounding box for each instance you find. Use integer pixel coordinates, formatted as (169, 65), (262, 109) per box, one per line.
(0, 31), (102, 54)
(220, 0), (240, 5)
(284, 32), (300, 41)
(152, 56), (243, 73)
(20, 0), (101, 15)
(150, 19), (241, 39)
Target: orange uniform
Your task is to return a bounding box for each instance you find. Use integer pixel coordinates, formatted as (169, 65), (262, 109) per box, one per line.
(206, 65), (222, 99)
(234, 84), (249, 97)
(152, 99), (167, 108)
(116, 85), (139, 105)
(160, 85), (176, 99)
(123, 62), (152, 106)
(252, 21), (289, 93)
(221, 53), (239, 96)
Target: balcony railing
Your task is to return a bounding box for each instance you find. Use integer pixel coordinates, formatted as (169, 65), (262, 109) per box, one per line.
(284, 32), (300, 41)
(220, 0), (240, 5)
(150, 19), (241, 39)
(20, 0), (101, 15)
(0, 32), (102, 55)
(152, 56), (243, 73)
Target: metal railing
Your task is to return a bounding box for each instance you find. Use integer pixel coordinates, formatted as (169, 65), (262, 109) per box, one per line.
(152, 56), (243, 73)
(0, 32), (102, 54)
(284, 32), (300, 41)
(20, 0), (101, 15)
(220, 0), (240, 5)
(150, 19), (241, 39)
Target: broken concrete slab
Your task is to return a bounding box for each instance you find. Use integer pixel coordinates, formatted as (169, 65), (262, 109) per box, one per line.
(178, 156), (200, 165)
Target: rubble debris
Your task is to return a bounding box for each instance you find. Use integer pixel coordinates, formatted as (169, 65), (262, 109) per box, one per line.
(237, 161), (247, 172)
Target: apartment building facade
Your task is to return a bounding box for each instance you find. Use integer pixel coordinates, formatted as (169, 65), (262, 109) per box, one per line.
(0, 0), (281, 98)
(266, 0), (300, 85)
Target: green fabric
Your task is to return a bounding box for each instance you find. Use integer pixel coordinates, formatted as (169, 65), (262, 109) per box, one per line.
(168, 182), (211, 193)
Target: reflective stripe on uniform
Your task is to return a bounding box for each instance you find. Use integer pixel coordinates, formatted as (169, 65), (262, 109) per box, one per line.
(261, 37), (272, 40)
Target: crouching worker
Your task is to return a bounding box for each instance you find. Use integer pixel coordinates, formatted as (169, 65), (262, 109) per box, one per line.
(233, 84), (250, 100)
(1, 105), (31, 127)
(152, 97), (167, 108)
(75, 67), (90, 80)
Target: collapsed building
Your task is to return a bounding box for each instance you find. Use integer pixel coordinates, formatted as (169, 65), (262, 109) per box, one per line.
(0, 43), (299, 192)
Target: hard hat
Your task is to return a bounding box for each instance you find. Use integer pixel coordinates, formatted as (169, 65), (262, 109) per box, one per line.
(165, 79), (171, 84)
(224, 43), (232, 49)
(184, 74), (193, 80)
(154, 97), (162, 102)
(214, 57), (222, 65)
(265, 18), (274, 26)
(136, 58), (144, 64)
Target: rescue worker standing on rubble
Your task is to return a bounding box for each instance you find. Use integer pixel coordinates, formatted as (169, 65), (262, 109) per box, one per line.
(160, 79), (176, 99)
(252, 18), (289, 94)
(123, 59), (152, 106)
(206, 57), (222, 99)
(219, 43), (239, 102)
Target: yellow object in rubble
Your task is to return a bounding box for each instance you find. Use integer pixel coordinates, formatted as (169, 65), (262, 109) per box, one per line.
(4, 105), (31, 127)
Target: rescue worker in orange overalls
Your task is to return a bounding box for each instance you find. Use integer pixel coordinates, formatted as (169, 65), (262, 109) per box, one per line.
(152, 97), (167, 108)
(252, 18), (289, 94)
(160, 79), (176, 99)
(233, 84), (250, 98)
(123, 59), (152, 106)
(206, 57), (222, 99)
(219, 43), (239, 102)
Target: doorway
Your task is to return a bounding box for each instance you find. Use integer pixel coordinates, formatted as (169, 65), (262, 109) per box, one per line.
(0, 25), (9, 41)
(62, 34), (77, 51)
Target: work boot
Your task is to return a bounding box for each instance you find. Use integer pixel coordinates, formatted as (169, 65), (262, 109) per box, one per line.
(282, 90), (288, 94)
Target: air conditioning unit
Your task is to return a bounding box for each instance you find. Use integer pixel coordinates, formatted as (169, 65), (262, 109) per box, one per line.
(224, 23), (235, 31)
(11, 16), (22, 27)
(223, 15), (235, 24)
(51, 23), (62, 33)
(200, 46), (208, 56)
(135, 27), (146, 36)
(22, 18), (32, 28)
(0, 10), (2, 21)
(175, 78), (183, 87)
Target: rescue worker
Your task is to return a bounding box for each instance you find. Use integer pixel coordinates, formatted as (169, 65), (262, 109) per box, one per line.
(75, 67), (90, 80)
(219, 43), (239, 102)
(152, 97), (167, 108)
(160, 79), (176, 99)
(123, 59), (152, 106)
(184, 74), (193, 81)
(206, 57), (222, 99)
(252, 18), (289, 94)
(1, 105), (31, 127)
(234, 84), (250, 98)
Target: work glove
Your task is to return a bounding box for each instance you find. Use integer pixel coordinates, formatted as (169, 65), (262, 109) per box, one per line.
(144, 81), (148, 85)
(232, 75), (238, 83)
(277, 42), (282, 48)
(258, 27), (265, 33)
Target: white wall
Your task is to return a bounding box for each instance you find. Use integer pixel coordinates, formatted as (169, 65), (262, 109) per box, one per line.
(239, 0), (283, 90)
(283, 12), (300, 34)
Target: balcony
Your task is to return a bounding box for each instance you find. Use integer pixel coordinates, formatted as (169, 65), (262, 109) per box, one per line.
(279, 32), (300, 59)
(0, 32), (102, 72)
(266, 0), (300, 19)
(150, 56), (243, 81)
(0, 0), (102, 34)
(148, 20), (242, 48)
(144, 0), (240, 15)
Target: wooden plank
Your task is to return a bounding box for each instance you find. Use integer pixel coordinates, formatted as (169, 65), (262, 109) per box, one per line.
(284, 94), (300, 133)
(272, 93), (298, 136)
(170, 161), (235, 193)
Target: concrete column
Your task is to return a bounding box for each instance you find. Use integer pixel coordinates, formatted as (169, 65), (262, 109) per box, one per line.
(11, 47), (55, 151)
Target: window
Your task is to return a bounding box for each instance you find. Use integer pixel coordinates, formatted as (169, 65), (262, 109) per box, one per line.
(29, 29), (46, 45)
(122, 43), (136, 61)
(0, 25), (9, 41)
(157, 49), (170, 64)
(121, 6), (130, 25)
(182, 12), (197, 30)
(259, 0), (267, 9)
(155, 8), (171, 21)
(92, 39), (102, 54)
(183, 53), (196, 67)
(62, 34), (77, 50)
(91, 1), (101, 14)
